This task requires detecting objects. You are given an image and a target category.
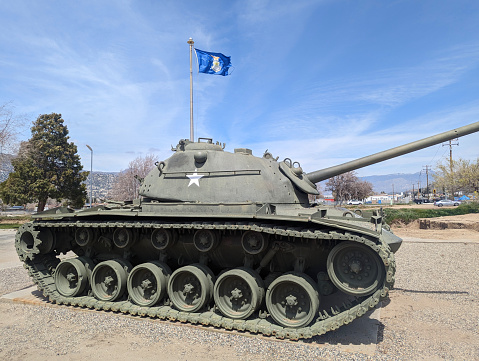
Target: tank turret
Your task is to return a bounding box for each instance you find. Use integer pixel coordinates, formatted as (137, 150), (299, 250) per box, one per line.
(140, 122), (479, 207)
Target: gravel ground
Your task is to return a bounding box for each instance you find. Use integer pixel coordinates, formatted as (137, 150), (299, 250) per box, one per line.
(0, 231), (478, 360)
(377, 240), (479, 360)
(0, 266), (33, 296)
(0, 301), (376, 361)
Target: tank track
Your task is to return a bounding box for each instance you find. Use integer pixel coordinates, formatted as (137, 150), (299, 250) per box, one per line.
(16, 220), (395, 340)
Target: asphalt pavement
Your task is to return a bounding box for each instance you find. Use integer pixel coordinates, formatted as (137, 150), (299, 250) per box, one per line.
(0, 230), (21, 270)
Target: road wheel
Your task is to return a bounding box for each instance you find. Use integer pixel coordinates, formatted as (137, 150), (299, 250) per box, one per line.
(167, 264), (215, 312)
(265, 272), (319, 328)
(91, 259), (132, 301)
(214, 268), (264, 319)
(127, 261), (171, 307)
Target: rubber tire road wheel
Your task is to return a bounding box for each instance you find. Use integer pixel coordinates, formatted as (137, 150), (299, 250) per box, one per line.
(91, 259), (132, 301)
(167, 264), (215, 312)
(127, 261), (171, 307)
(214, 267), (264, 319)
(265, 272), (319, 328)
(54, 257), (93, 297)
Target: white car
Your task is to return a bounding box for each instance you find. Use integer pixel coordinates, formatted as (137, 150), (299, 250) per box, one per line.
(347, 200), (363, 205)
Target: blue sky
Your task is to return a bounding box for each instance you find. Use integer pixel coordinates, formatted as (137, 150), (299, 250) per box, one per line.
(1, 0), (479, 177)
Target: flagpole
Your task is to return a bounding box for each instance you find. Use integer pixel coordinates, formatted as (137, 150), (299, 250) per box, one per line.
(187, 37), (194, 142)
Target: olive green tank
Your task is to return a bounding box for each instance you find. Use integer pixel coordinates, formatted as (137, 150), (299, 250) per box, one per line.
(15, 121), (479, 340)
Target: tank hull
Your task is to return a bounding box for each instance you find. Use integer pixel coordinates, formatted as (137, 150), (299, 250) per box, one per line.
(15, 203), (396, 340)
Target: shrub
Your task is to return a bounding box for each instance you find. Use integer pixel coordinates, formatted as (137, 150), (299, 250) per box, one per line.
(384, 202), (479, 225)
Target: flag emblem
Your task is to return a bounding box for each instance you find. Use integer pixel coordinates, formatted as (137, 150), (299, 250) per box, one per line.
(211, 56), (222, 73)
(195, 49), (232, 76)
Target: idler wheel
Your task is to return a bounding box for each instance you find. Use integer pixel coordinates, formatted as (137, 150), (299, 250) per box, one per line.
(75, 227), (94, 247)
(265, 272), (320, 328)
(241, 231), (268, 255)
(91, 259), (132, 301)
(113, 228), (135, 248)
(54, 257), (94, 297)
(327, 241), (385, 296)
(167, 264), (215, 312)
(193, 230), (218, 252)
(214, 267), (264, 319)
(151, 229), (175, 250)
(127, 261), (172, 307)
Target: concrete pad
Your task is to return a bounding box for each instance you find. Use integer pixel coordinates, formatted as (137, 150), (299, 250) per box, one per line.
(0, 285), (47, 304)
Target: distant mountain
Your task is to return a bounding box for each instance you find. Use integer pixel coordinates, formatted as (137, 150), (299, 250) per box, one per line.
(359, 172), (435, 193)
(84, 172), (118, 200)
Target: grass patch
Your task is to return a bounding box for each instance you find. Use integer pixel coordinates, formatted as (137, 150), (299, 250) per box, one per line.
(0, 215), (31, 222)
(0, 223), (22, 229)
(0, 215), (31, 229)
(384, 202), (479, 225)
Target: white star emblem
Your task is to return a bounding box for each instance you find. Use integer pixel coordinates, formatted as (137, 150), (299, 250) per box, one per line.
(186, 169), (204, 187)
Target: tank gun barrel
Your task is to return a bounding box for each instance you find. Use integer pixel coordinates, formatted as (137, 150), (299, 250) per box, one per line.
(305, 121), (479, 184)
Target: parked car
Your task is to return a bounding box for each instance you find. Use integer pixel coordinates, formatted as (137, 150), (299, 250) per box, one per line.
(5, 205), (25, 211)
(347, 200), (363, 205)
(434, 199), (461, 207)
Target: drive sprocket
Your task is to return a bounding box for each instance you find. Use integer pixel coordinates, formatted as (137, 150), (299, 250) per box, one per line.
(15, 223), (54, 261)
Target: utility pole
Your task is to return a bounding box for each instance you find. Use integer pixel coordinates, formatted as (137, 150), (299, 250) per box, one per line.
(423, 165), (431, 200)
(443, 138), (459, 170)
(443, 138), (458, 200)
(392, 184), (395, 204)
(86, 145), (93, 207)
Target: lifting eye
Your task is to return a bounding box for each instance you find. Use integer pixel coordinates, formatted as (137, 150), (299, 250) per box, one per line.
(292, 161), (303, 176)
(155, 161), (166, 175)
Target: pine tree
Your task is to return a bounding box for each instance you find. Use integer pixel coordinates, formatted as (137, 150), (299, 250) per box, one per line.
(0, 113), (88, 211)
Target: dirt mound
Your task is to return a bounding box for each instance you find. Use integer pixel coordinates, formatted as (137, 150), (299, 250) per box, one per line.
(418, 217), (479, 231)
(391, 213), (479, 241)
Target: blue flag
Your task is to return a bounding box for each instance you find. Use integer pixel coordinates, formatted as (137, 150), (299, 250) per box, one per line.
(195, 48), (232, 76)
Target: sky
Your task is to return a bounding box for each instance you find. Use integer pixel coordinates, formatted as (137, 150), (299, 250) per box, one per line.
(1, 0), (479, 178)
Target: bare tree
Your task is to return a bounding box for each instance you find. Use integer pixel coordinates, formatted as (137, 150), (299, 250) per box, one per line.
(325, 171), (373, 204)
(108, 154), (158, 201)
(352, 179), (374, 201)
(0, 102), (26, 153)
(325, 172), (356, 204)
(308, 183), (323, 204)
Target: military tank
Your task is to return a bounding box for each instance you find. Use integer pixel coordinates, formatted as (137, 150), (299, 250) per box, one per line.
(15, 121), (479, 340)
